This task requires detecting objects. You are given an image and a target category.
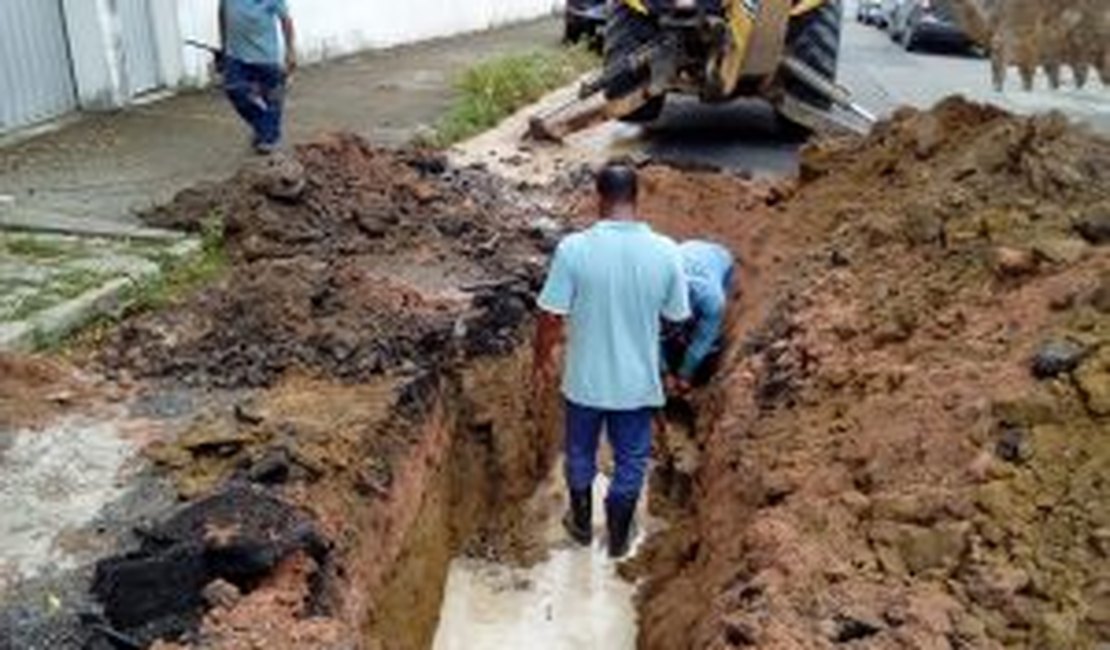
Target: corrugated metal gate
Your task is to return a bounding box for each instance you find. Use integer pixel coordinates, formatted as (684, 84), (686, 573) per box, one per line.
(118, 0), (163, 96)
(0, 0), (78, 132)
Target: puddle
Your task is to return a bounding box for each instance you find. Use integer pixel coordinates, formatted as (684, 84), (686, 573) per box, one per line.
(0, 419), (136, 591)
(433, 475), (643, 650)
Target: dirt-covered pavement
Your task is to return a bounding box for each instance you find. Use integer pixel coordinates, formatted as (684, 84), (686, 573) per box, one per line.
(2, 92), (1109, 650)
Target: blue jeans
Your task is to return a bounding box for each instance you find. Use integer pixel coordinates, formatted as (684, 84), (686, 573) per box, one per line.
(224, 58), (286, 146)
(564, 400), (653, 505)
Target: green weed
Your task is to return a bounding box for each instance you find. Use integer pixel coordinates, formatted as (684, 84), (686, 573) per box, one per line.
(56, 212), (229, 353)
(427, 45), (598, 146)
(8, 269), (111, 321)
(3, 236), (73, 260)
(126, 212), (227, 312)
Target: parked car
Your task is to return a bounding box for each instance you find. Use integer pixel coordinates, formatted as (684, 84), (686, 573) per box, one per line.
(564, 0), (606, 44)
(888, 0), (974, 51)
(856, 0), (886, 26)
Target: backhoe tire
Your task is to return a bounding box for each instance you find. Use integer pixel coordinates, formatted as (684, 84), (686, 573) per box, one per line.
(783, 0), (843, 111)
(604, 3), (664, 123)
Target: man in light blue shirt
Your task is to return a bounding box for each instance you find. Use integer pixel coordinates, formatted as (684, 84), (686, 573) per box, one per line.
(534, 164), (690, 558)
(664, 240), (736, 394)
(219, 0), (296, 153)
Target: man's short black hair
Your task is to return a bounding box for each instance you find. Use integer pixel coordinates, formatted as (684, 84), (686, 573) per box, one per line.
(596, 163), (638, 204)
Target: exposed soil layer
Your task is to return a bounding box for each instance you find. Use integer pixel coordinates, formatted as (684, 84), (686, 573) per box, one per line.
(74, 136), (565, 648)
(635, 98), (1110, 649)
(0, 354), (95, 430)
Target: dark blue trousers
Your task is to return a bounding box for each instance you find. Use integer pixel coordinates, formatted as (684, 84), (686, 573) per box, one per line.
(564, 399), (653, 505)
(223, 57), (286, 146)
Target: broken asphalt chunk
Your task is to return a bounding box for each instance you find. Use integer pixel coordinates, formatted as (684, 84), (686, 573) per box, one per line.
(1031, 339), (1088, 379)
(1074, 209), (1110, 245)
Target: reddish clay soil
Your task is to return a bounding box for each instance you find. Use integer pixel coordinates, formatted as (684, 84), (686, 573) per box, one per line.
(0, 353), (97, 429)
(634, 98), (1110, 649)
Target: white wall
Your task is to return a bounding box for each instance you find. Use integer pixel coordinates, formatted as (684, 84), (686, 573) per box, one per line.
(61, 0), (185, 109)
(61, 0), (126, 109)
(175, 0), (561, 86)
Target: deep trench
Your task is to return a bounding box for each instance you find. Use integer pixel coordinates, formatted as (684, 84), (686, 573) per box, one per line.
(360, 346), (709, 650)
(358, 345), (564, 649)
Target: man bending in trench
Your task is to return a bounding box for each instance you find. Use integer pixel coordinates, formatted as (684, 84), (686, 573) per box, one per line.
(534, 164), (690, 558)
(663, 239), (737, 395)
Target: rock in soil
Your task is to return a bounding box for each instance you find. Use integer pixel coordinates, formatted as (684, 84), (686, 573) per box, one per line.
(1075, 207), (1110, 244)
(91, 485), (328, 645)
(1031, 339), (1089, 379)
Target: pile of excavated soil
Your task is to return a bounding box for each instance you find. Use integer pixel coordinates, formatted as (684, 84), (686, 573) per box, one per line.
(636, 98), (1110, 649)
(103, 135), (553, 388)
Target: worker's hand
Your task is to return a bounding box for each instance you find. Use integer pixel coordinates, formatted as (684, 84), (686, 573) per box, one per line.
(666, 374), (692, 397)
(532, 353), (556, 397)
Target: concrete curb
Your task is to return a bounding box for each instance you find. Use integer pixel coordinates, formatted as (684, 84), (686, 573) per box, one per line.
(0, 211), (186, 242)
(0, 237), (201, 352)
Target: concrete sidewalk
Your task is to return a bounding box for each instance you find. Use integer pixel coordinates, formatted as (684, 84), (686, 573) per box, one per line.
(0, 17), (563, 350)
(0, 17), (561, 232)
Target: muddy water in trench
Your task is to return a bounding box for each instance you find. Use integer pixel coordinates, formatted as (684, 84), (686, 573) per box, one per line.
(432, 469), (649, 650)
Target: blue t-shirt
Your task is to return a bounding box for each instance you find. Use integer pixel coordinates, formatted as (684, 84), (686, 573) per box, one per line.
(224, 0), (288, 65)
(538, 221), (691, 410)
(677, 240), (735, 379)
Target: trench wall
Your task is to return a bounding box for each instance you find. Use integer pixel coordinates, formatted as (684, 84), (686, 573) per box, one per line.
(351, 349), (562, 649)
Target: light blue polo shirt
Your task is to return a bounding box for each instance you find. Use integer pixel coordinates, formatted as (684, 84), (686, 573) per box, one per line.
(677, 240), (735, 379)
(539, 220), (691, 410)
(224, 0), (289, 65)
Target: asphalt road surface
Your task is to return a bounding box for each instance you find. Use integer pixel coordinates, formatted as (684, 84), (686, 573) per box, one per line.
(638, 2), (1108, 175)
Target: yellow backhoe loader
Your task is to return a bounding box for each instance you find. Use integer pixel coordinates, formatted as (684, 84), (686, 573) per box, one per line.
(528, 0), (1109, 142)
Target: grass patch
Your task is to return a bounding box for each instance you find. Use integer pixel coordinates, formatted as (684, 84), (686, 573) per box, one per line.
(126, 213), (227, 312)
(55, 214), (228, 354)
(8, 269), (112, 321)
(3, 235), (74, 260)
(427, 45), (598, 146)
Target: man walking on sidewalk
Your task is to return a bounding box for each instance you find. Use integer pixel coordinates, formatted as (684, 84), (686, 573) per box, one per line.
(219, 0), (297, 154)
(533, 163), (690, 558)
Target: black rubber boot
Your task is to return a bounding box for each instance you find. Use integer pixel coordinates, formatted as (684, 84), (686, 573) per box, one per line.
(606, 496), (638, 559)
(562, 489), (592, 546)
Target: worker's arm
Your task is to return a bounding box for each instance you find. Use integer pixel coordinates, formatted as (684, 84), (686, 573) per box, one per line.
(678, 298), (723, 381)
(662, 248), (691, 324)
(533, 237), (576, 387)
(679, 303), (723, 379)
(280, 13), (297, 74)
(533, 312), (565, 384)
